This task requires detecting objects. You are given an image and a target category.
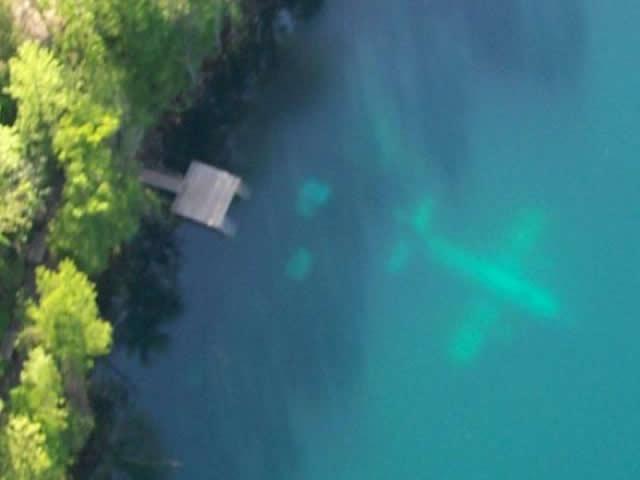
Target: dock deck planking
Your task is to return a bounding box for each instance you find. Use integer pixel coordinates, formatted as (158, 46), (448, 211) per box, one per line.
(141, 161), (245, 235)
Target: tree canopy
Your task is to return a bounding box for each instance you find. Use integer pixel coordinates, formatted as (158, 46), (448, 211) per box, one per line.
(8, 347), (69, 471)
(27, 259), (112, 372)
(1, 414), (58, 480)
(6, 42), (68, 160)
(0, 126), (43, 244)
(0, 0), (249, 477)
(49, 96), (143, 274)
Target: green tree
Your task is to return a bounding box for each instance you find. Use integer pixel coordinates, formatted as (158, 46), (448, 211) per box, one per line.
(0, 0), (16, 125)
(47, 0), (231, 124)
(93, 0), (198, 123)
(0, 1), (14, 61)
(5, 42), (68, 160)
(48, 96), (143, 273)
(38, 0), (123, 111)
(7, 41), (142, 273)
(0, 125), (43, 244)
(1, 414), (61, 480)
(9, 347), (69, 468)
(26, 259), (112, 372)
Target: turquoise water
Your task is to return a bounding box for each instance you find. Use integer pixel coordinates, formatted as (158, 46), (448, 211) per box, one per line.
(119, 1), (640, 478)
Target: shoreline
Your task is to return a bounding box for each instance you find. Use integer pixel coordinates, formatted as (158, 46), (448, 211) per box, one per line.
(76, 1), (322, 477)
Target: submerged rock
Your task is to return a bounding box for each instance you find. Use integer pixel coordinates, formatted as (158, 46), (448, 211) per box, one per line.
(296, 178), (332, 219)
(285, 247), (313, 281)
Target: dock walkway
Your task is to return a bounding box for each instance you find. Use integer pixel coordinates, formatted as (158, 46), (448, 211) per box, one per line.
(141, 161), (248, 235)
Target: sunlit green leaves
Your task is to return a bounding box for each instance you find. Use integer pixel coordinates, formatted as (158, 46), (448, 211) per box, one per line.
(27, 259), (112, 371)
(0, 1), (16, 124)
(9, 347), (69, 463)
(10, 347), (67, 430)
(6, 42), (68, 156)
(1, 262), (110, 479)
(0, 126), (43, 243)
(49, 97), (142, 273)
(2, 415), (57, 480)
(0, 1), (14, 61)
(0, 1), (245, 478)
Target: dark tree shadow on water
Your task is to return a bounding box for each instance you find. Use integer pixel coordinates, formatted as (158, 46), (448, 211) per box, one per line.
(98, 214), (182, 365)
(74, 372), (178, 480)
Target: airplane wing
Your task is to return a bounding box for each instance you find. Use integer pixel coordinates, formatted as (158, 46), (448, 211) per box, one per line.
(386, 199), (556, 364)
(447, 207), (550, 365)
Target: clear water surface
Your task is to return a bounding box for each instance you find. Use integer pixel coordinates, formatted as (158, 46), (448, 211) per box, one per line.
(118, 1), (640, 479)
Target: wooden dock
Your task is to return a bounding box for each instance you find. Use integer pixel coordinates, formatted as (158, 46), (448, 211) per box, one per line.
(141, 162), (248, 235)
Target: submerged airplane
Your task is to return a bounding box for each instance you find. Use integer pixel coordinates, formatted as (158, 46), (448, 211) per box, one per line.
(388, 197), (561, 364)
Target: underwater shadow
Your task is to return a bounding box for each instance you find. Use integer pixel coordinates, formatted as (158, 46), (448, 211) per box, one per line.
(75, 370), (178, 480)
(98, 215), (183, 365)
(193, 173), (368, 480)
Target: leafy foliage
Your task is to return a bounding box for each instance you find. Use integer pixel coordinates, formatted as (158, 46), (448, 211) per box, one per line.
(47, 0), (230, 123)
(1, 414), (58, 480)
(5, 42), (68, 160)
(6, 1), (238, 272)
(98, 216), (182, 364)
(0, 1), (14, 61)
(27, 259), (112, 372)
(0, 348), (69, 479)
(0, 1), (16, 125)
(0, 126), (43, 244)
(0, 1), (250, 478)
(49, 97), (143, 273)
(9, 347), (69, 466)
